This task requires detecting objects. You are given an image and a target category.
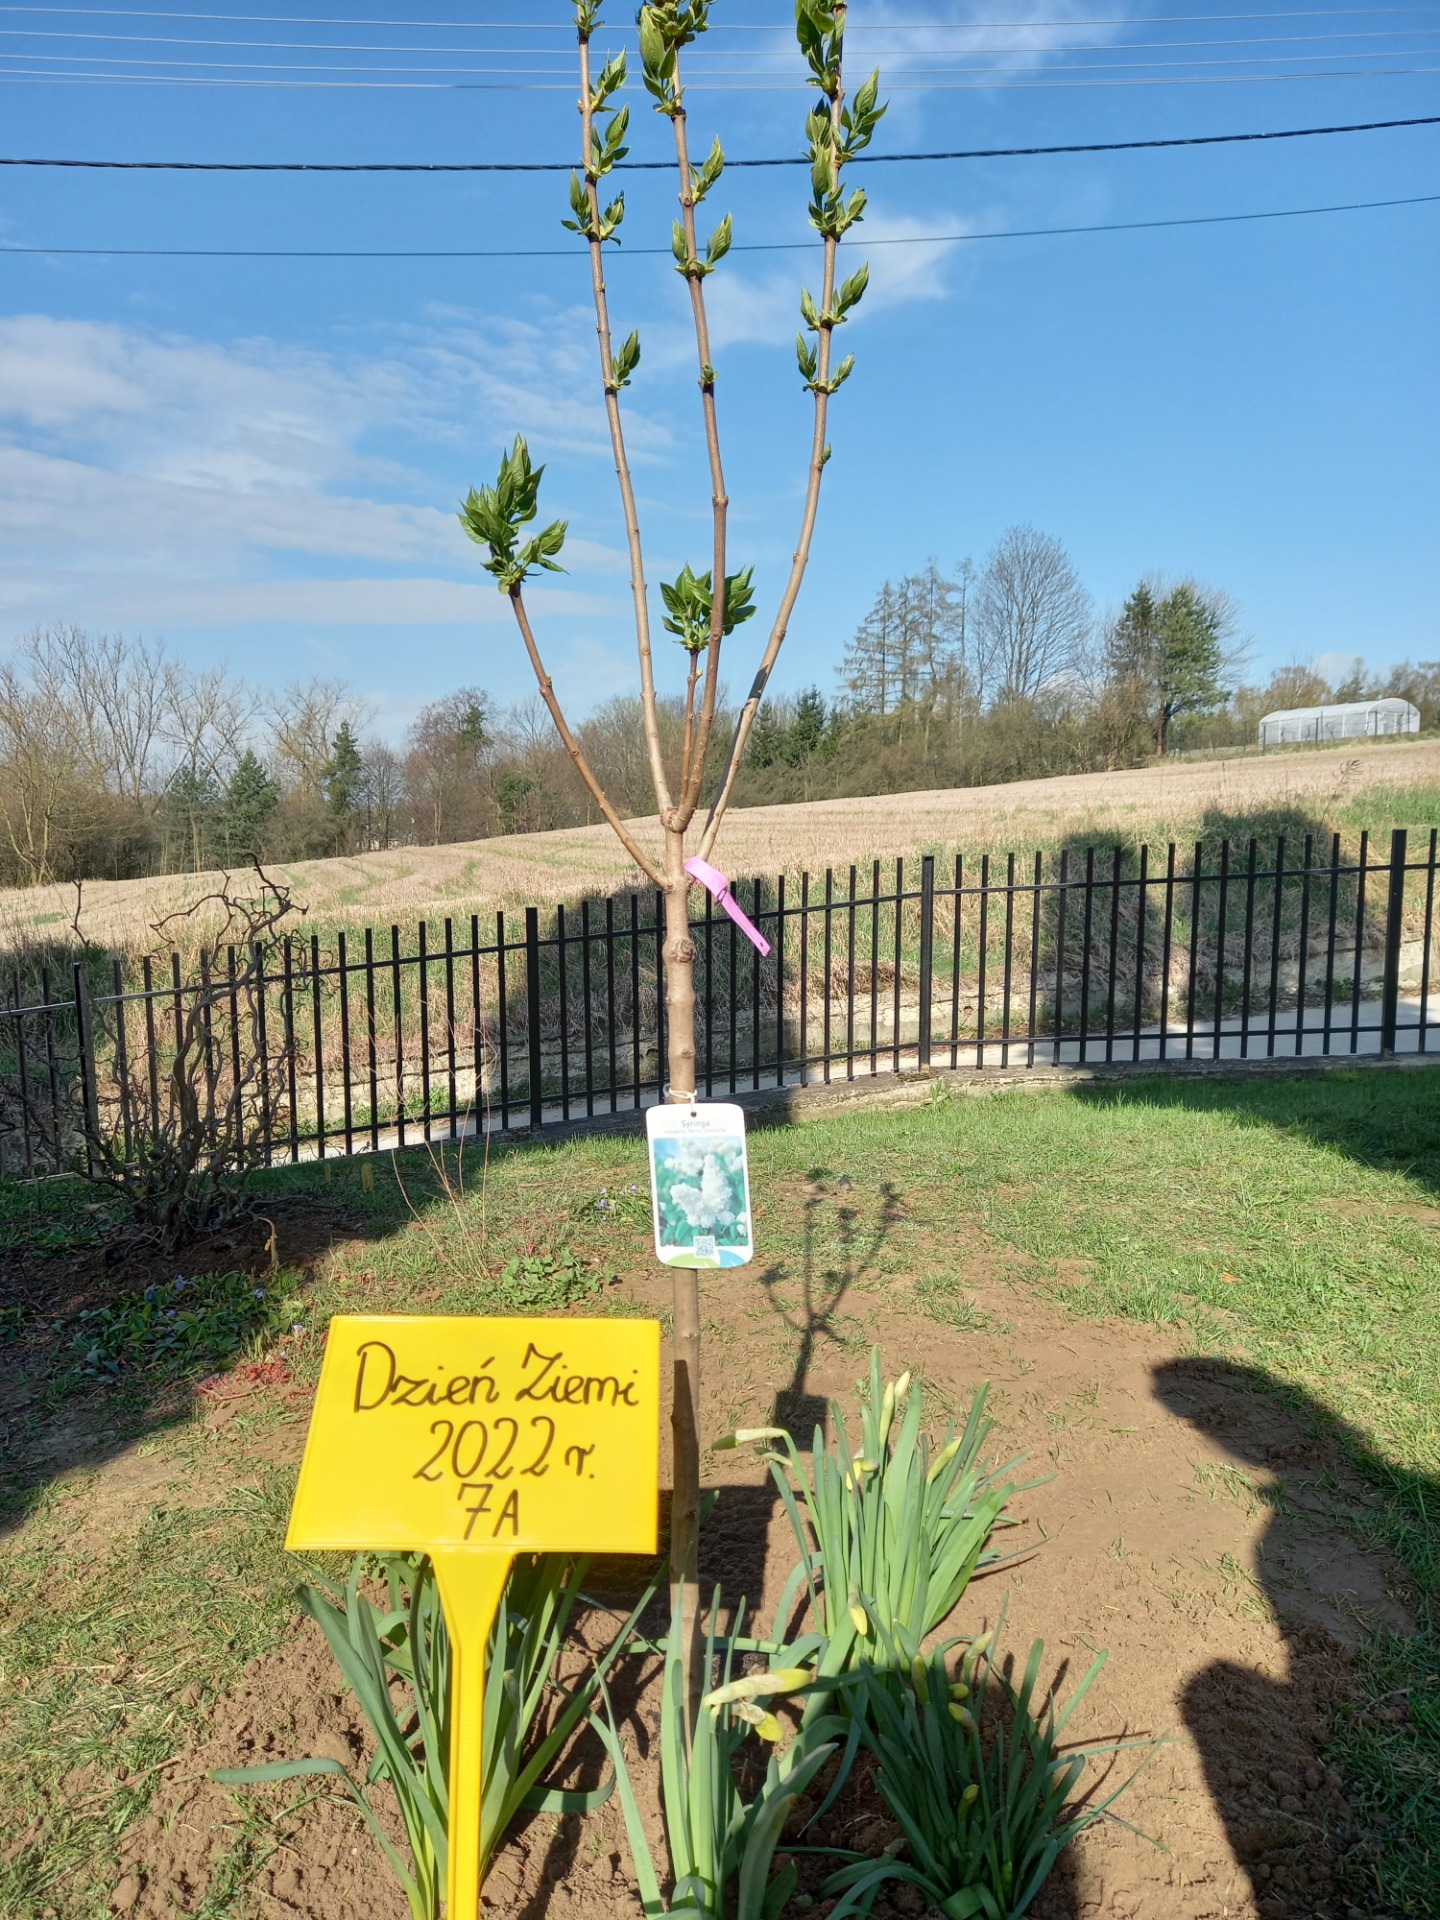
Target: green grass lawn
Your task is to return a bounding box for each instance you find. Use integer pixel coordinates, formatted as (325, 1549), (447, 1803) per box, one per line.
(1, 1064), (1437, 1916)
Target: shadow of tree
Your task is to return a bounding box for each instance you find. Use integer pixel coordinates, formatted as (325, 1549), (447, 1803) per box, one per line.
(1037, 799), (1390, 1066)
(757, 1169), (901, 1444)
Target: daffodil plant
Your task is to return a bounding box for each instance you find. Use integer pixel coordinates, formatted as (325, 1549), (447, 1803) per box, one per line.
(717, 1350), (1029, 1675)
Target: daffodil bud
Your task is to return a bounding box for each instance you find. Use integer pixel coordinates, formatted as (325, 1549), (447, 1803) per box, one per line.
(847, 1583), (870, 1638)
(960, 1630), (994, 1681)
(712, 1426), (788, 1451)
(879, 1378), (897, 1440)
(701, 1667), (813, 1710)
(910, 1655), (930, 1705)
(948, 1703), (976, 1731)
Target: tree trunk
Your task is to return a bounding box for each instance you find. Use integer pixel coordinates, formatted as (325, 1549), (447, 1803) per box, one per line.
(662, 827), (704, 1721)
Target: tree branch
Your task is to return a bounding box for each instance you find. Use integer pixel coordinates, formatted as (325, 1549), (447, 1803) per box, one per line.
(702, 22), (867, 860)
(699, 25), (857, 860)
(668, 66), (729, 823)
(508, 585), (666, 887)
(699, 241), (839, 861)
(680, 643), (701, 800)
(577, 25), (674, 821)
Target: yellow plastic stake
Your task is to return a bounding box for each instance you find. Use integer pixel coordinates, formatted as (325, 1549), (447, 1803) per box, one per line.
(432, 1550), (510, 1920)
(285, 1314), (662, 1919)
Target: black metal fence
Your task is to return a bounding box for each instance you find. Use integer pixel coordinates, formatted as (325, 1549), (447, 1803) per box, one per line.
(5, 825), (1437, 1175)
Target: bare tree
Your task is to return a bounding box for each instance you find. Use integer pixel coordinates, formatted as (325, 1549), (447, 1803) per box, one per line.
(404, 688), (492, 845)
(359, 740), (406, 851)
(166, 662), (258, 788)
(0, 663), (94, 884)
(268, 679), (364, 796)
(20, 625), (175, 808)
(458, 0), (883, 1717)
(974, 525), (1093, 705)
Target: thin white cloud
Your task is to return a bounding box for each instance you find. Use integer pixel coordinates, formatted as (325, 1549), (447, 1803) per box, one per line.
(0, 311), (636, 644)
(861, 0), (1119, 68)
(0, 442), (453, 566)
(698, 208), (974, 356)
(851, 211), (975, 311)
(0, 570), (620, 631)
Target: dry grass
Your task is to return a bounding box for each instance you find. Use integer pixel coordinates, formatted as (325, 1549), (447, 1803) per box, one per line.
(5, 736), (1438, 960)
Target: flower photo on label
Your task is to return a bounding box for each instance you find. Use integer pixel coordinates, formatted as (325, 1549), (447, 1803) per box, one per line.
(645, 1103), (754, 1271)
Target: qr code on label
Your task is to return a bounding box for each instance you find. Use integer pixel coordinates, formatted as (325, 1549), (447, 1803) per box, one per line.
(694, 1235), (717, 1258)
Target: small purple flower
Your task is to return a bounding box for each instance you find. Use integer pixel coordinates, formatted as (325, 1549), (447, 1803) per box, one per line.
(144, 1286), (157, 1302)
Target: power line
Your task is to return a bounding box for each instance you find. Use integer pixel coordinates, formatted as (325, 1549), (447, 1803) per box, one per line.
(5, 26), (1438, 54)
(2, 189), (1435, 255)
(12, 42), (1440, 72)
(4, 64), (1439, 88)
(1, 3), (1438, 24)
(10, 45), (1440, 78)
(4, 113), (1438, 171)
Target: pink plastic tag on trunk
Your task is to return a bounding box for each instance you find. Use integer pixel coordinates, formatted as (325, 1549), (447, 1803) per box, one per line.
(684, 856), (772, 957)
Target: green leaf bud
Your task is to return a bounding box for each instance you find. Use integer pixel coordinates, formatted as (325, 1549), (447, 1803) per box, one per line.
(705, 212), (733, 266)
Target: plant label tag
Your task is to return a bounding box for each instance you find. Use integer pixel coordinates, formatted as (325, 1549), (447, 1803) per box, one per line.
(285, 1315), (661, 1920)
(646, 1101), (754, 1269)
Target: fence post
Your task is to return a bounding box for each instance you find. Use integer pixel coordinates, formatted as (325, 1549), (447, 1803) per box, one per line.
(1380, 827), (1408, 1058)
(525, 906), (544, 1128)
(71, 961), (100, 1175)
(917, 855), (935, 1070)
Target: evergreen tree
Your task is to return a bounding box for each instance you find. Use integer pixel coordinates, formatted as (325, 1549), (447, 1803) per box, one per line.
(787, 687), (828, 763)
(224, 750), (281, 862)
(746, 702), (788, 769)
(1154, 584), (1227, 754)
(494, 767), (538, 834)
(841, 566), (969, 751)
(455, 696), (488, 757)
(841, 581), (901, 717)
(323, 720), (365, 851)
(161, 764), (223, 872)
(1107, 580), (1229, 755)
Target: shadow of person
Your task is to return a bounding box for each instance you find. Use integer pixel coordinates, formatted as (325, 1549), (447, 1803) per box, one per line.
(1153, 1357), (1433, 1920)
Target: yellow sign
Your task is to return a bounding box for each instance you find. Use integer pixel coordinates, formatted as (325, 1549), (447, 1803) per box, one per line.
(286, 1315), (661, 1919)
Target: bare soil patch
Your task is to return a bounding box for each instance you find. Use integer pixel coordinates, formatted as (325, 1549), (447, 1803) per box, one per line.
(1, 1197), (359, 1325)
(108, 1245), (1398, 1920)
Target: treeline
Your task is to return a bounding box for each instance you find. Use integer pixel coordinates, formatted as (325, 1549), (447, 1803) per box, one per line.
(740, 529), (1438, 804)
(0, 625), (725, 887)
(3, 530), (1434, 888)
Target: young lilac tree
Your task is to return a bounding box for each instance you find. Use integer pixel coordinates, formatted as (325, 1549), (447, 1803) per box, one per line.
(460, 0), (882, 1719)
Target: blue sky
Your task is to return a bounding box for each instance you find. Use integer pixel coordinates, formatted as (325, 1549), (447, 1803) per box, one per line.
(0, 3), (1436, 742)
